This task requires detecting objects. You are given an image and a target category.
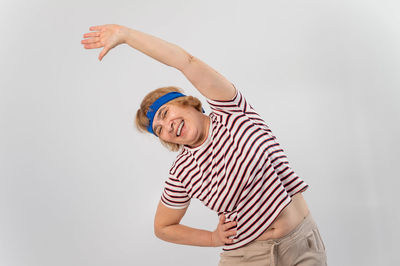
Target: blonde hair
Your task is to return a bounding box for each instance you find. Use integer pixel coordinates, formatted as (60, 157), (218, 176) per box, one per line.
(135, 86), (203, 151)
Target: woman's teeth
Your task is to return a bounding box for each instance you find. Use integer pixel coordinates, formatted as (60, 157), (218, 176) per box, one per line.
(177, 120), (184, 136)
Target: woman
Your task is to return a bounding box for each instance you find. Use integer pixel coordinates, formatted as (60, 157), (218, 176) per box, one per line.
(81, 24), (327, 266)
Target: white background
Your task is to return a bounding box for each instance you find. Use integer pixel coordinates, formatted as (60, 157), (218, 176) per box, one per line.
(1, 0), (399, 265)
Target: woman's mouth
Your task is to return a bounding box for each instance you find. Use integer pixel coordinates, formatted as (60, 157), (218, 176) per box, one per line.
(177, 120), (184, 137)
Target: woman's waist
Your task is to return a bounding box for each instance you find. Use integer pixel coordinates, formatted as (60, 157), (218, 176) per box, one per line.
(254, 193), (309, 241)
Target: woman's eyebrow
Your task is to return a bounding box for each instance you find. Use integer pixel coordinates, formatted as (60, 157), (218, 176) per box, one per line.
(156, 107), (165, 121)
(153, 107), (166, 132)
(154, 123), (161, 136)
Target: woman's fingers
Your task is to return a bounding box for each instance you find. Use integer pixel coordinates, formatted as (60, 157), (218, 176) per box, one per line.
(83, 42), (104, 49)
(81, 24), (125, 61)
(222, 221), (237, 231)
(224, 229), (237, 237)
(89, 25), (104, 31)
(81, 37), (100, 44)
(219, 214), (225, 224)
(223, 233), (236, 243)
(83, 32), (100, 38)
(217, 215), (237, 244)
(99, 47), (109, 61)
(81, 27), (103, 48)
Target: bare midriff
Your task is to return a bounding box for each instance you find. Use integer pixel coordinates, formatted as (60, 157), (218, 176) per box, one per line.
(254, 192), (310, 241)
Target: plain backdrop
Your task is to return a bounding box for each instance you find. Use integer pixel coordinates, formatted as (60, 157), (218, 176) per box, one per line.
(1, 0), (399, 265)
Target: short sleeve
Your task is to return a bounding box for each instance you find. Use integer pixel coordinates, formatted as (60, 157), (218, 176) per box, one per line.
(206, 85), (271, 132)
(206, 85), (251, 115)
(160, 176), (191, 209)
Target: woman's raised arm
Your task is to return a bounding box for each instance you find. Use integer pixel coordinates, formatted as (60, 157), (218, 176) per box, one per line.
(81, 24), (236, 101)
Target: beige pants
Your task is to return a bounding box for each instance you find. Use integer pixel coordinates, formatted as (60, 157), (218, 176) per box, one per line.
(218, 213), (327, 266)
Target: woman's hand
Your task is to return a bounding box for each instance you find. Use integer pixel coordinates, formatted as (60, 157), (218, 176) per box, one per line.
(81, 24), (127, 61)
(211, 214), (237, 247)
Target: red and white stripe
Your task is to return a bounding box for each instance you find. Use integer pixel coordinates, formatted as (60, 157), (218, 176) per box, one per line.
(160, 88), (308, 251)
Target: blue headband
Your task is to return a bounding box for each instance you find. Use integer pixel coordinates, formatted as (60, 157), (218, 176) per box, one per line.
(146, 92), (184, 135)
(146, 92), (205, 136)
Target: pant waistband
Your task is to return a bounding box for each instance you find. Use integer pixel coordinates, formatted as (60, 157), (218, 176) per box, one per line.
(247, 212), (316, 248)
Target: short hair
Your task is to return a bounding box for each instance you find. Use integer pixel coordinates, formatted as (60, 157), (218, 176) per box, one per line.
(135, 86), (203, 151)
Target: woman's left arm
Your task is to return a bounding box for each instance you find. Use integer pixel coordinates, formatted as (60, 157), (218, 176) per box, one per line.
(154, 201), (237, 247)
(81, 24), (236, 101)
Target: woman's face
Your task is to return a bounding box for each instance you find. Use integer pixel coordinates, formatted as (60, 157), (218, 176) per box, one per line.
(152, 102), (209, 148)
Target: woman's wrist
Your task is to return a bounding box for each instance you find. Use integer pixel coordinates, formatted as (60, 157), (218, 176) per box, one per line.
(210, 231), (216, 247)
(117, 25), (130, 44)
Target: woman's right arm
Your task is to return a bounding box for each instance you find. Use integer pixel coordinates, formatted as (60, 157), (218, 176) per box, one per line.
(81, 24), (236, 101)
(154, 200), (237, 247)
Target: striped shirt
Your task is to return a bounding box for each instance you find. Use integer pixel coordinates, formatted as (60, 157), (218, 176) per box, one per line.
(160, 87), (309, 251)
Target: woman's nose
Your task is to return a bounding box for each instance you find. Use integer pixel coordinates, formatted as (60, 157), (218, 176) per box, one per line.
(161, 120), (173, 134)
(169, 121), (175, 133)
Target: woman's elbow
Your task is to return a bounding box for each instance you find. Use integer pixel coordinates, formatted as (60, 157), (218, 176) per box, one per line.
(154, 224), (161, 238)
(154, 224), (166, 240)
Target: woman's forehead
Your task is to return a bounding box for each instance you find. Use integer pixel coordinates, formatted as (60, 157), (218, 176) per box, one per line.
(155, 102), (181, 115)
(153, 104), (173, 124)
(154, 104), (170, 118)
(154, 101), (190, 120)
(153, 106), (165, 123)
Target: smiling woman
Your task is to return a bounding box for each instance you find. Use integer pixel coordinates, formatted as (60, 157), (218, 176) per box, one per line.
(134, 86), (206, 151)
(81, 23), (327, 265)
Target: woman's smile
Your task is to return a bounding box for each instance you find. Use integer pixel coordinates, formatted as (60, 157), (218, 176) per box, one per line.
(177, 120), (185, 137)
